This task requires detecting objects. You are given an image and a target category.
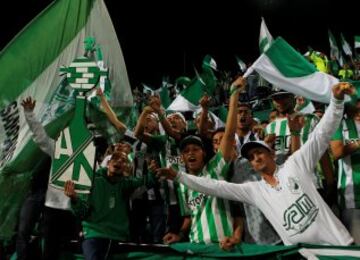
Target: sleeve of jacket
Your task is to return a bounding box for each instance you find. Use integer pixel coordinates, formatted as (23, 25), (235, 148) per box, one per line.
(24, 110), (55, 157)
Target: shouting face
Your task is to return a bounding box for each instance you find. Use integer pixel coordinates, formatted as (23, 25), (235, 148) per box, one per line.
(181, 144), (205, 174)
(237, 106), (252, 130)
(167, 113), (186, 133)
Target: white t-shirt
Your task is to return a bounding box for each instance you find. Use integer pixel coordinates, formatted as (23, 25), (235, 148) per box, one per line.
(176, 96), (353, 246)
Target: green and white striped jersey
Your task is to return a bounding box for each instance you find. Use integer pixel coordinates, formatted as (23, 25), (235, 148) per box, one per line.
(332, 118), (360, 209)
(265, 114), (319, 155)
(177, 152), (233, 244)
(265, 114), (322, 188)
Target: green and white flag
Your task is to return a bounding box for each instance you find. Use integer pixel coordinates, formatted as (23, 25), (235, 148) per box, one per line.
(354, 35), (360, 49)
(340, 33), (353, 57)
(259, 17), (273, 53)
(244, 37), (339, 104)
(297, 98), (315, 114)
(236, 56), (247, 73)
(328, 29), (343, 66)
(142, 78), (172, 109)
(167, 55), (217, 111)
(0, 0), (132, 239)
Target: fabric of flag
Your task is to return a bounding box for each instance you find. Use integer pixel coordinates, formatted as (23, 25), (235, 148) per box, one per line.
(296, 98), (315, 114)
(341, 33), (353, 57)
(142, 78), (172, 109)
(355, 36), (360, 49)
(167, 56), (217, 112)
(0, 0), (132, 240)
(236, 56), (247, 73)
(160, 77), (172, 109)
(259, 17), (273, 53)
(245, 37), (339, 104)
(328, 30), (340, 60)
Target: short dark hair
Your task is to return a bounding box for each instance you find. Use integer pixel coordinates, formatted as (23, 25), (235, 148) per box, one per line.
(179, 135), (204, 151)
(212, 127), (226, 137)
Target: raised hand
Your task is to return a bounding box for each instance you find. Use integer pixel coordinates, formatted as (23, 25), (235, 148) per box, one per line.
(149, 95), (161, 113)
(332, 82), (356, 100)
(21, 97), (36, 112)
(231, 76), (246, 92)
(96, 87), (104, 96)
(287, 113), (304, 132)
(156, 167), (178, 180)
(64, 180), (77, 200)
(199, 95), (211, 109)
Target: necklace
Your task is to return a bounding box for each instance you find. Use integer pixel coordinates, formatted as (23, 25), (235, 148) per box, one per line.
(263, 166), (282, 191)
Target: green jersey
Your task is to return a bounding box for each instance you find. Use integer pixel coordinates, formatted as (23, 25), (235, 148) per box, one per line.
(265, 114), (322, 188)
(332, 118), (360, 209)
(178, 152), (233, 244)
(71, 168), (155, 241)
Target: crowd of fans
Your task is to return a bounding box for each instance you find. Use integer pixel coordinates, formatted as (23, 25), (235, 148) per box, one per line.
(5, 50), (360, 260)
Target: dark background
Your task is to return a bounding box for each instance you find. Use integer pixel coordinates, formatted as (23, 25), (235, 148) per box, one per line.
(0, 0), (358, 88)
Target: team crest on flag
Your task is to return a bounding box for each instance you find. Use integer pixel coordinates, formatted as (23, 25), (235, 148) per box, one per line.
(51, 56), (100, 193)
(60, 56), (102, 90)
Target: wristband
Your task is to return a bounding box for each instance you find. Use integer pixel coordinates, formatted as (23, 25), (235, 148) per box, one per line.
(290, 130), (301, 136)
(229, 84), (239, 96)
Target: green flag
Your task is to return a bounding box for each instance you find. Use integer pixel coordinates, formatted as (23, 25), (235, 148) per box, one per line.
(0, 0), (132, 239)
(167, 55), (217, 111)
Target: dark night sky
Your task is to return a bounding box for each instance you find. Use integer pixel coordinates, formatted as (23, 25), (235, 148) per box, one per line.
(0, 0), (359, 88)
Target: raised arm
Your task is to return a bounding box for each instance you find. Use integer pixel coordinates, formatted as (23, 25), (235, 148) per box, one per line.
(330, 136), (360, 160)
(219, 76), (246, 162)
(291, 83), (353, 173)
(64, 180), (90, 219)
(156, 167), (254, 205)
(133, 106), (155, 143)
(148, 95), (182, 140)
(97, 88), (127, 133)
(197, 95), (213, 138)
(21, 97), (55, 156)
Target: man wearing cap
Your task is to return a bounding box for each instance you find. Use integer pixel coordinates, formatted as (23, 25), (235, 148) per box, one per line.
(160, 76), (246, 249)
(331, 96), (360, 244)
(157, 83), (354, 246)
(228, 102), (281, 245)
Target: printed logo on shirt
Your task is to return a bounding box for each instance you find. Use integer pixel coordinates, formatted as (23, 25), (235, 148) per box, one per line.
(275, 135), (291, 153)
(187, 193), (206, 210)
(287, 177), (301, 194)
(109, 196), (115, 209)
(166, 155), (183, 165)
(283, 194), (319, 236)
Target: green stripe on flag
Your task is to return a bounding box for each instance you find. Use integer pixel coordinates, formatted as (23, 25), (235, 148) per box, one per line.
(265, 37), (317, 77)
(0, 0), (95, 109)
(260, 38), (270, 53)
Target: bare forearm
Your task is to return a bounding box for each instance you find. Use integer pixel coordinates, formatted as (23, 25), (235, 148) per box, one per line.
(100, 96), (127, 132)
(290, 134), (301, 154)
(319, 151), (335, 185)
(220, 91), (238, 161)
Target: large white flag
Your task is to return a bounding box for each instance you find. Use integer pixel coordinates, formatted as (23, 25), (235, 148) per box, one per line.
(0, 0), (132, 239)
(245, 37), (339, 104)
